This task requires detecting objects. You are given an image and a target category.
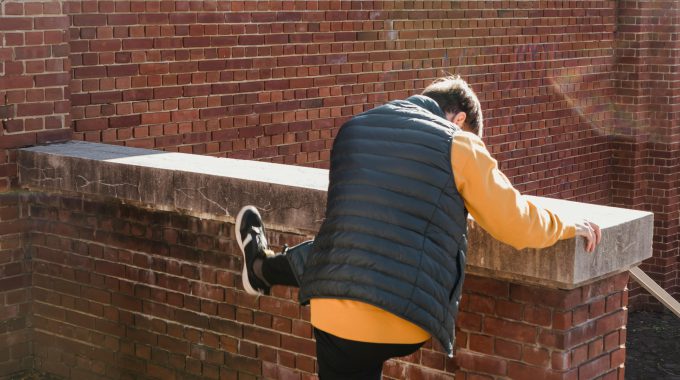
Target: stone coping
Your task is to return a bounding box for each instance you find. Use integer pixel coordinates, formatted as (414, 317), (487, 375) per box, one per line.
(18, 141), (653, 289)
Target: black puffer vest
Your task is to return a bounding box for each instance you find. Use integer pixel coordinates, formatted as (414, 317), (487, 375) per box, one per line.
(298, 95), (468, 356)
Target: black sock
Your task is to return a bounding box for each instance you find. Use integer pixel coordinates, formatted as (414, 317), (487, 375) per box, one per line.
(252, 259), (270, 287)
(261, 253), (299, 287)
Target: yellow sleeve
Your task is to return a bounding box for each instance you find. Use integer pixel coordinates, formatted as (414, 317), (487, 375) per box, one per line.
(451, 132), (575, 249)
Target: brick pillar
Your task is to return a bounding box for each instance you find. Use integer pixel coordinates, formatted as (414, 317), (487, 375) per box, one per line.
(0, 193), (32, 377)
(455, 273), (629, 379)
(0, 0), (72, 191)
(612, 1), (680, 306)
(0, 0), (71, 376)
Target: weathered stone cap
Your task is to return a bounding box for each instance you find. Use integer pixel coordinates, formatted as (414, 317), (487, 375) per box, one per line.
(18, 141), (653, 289)
(466, 196), (653, 289)
(18, 141), (328, 235)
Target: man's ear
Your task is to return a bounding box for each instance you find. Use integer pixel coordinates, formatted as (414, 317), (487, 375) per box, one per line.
(453, 112), (466, 127)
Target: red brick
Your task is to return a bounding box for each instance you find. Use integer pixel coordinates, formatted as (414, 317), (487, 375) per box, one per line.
(495, 299), (524, 320)
(36, 129), (71, 144)
(493, 339), (522, 360)
(110, 115), (141, 129)
(583, 273), (629, 301)
(0, 18), (32, 31)
(588, 338), (604, 359)
(91, 91), (122, 104)
(483, 317), (537, 344)
(16, 102), (53, 117)
(73, 14), (107, 26)
(572, 305), (590, 325)
(0, 133), (36, 149)
(122, 38), (154, 50)
(0, 76), (33, 90)
(73, 66), (107, 79)
(589, 298), (606, 319)
(108, 14), (139, 25)
(34, 73), (70, 87)
(507, 362), (561, 380)
(34, 16), (69, 30)
(75, 118), (107, 132)
(552, 351), (571, 371)
(139, 63), (169, 75)
(511, 284), (582, 310)
(3, 3), (23, 15)
(524, 306), (552, 327)
(171, 110), (197, 122)
(23, 2), (43, 15)
(281, 335), (315, 357)
(141, 112), (171, 125)
(464, 275), (510, 298)
(603, 331), (620, 352)
(455, 350), (507, 377)
(523, 347), (550, 367)
(147, 363), (174, 379)
(578, 354), (611, 380)
(457, 311), (482, 332)
(155, 87), (182, 99)
(605, 293), (623, 312)
(595, 310), (626, 336)
(469, 334), (494, 355)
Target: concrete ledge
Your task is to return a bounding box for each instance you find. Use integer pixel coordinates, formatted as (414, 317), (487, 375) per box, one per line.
(17, 141), (328, 235)
(466, 196), (653, 289)
(18, 141), (653, 289)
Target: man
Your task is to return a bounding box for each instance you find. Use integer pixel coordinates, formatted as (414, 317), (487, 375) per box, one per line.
(235, 76), (601, 379)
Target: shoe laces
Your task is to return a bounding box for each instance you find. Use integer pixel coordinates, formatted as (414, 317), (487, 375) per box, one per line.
(248, 226), (267, 250)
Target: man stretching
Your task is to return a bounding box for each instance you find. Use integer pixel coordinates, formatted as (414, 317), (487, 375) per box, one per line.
(235, 76), (601, 380)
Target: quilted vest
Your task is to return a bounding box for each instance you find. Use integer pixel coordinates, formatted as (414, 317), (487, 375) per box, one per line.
(298, 95), (468, 356)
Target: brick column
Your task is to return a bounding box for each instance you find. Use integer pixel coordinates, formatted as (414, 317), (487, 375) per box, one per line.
(0, 193), (32, 377)
(612, 0), (680, 306)
(452, 196), (651, 379)
(455, 273), (629, 379)
(0, 0), (72, 191)
(0, 0), (71, 376)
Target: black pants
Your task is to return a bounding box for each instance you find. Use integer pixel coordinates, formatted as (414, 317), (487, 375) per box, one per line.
(314, 327), (424, 379)
(261, 242), (424, 379)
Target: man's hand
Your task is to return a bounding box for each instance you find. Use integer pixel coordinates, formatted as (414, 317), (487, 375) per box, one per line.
(574, 219), (601, 253)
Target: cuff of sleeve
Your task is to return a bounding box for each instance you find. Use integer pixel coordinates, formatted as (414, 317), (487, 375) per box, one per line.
(562, 225), (576, 240)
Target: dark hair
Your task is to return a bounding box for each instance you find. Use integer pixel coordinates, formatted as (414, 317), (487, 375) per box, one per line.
(421, 75), (484, 137)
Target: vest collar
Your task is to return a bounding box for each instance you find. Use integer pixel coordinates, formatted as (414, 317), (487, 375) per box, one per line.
(405, 95), (446, 119)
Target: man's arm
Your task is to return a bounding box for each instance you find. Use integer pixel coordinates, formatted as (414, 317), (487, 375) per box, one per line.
(452, 132), (600, 252)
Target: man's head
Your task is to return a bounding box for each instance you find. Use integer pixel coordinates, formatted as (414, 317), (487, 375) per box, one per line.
(422, 75), (484, 137)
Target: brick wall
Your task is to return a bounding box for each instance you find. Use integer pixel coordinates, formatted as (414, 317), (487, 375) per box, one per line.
(66, 0), (614, 208)
(0, 0), (72, 191)
(1, 2), (675, 308)
(27, 192), (313, 379)
(26, 192), (466, 379)
(65, 0), (680, 303)
(1, 1), (72, 376)
(0, 0), (676, 377)
(0, 193), (32, 377)
(611, 0), (680, 307)
(22, 191), (631, 379)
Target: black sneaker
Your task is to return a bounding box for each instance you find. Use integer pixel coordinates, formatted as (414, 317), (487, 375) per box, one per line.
(235, 205), (272, 295)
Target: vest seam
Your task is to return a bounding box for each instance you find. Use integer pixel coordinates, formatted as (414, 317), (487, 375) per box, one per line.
(400, 154), (456, 321)
(310, 244), (454, 301)
(324, 221), (463, 281)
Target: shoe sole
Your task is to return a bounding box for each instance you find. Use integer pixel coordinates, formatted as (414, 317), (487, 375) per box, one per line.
(235, 205), (264, 296)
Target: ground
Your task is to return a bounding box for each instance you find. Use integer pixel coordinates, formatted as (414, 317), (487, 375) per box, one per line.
(625, 310), (680, 380)
(8, 311), (680, 379)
